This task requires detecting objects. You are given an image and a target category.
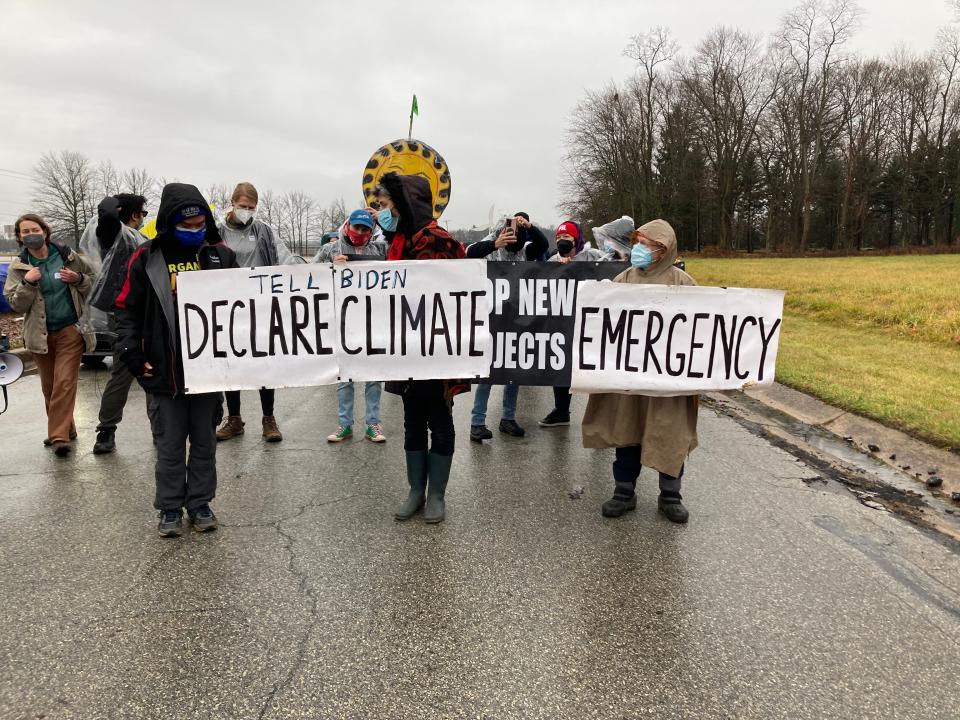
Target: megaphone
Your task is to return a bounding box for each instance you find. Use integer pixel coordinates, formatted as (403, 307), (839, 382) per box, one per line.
(0, 352), (24, 416)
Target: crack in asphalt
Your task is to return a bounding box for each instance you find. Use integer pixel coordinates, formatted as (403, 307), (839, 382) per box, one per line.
(255, 446), (381, 719)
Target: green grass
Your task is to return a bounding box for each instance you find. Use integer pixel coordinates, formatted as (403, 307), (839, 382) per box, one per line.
(687, 255), (960, 449)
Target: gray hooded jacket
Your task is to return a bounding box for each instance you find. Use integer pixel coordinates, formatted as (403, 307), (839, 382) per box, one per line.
(218, 216), (294, 267)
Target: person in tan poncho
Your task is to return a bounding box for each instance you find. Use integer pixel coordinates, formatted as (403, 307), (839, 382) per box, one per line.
(581, 219), (698, 523)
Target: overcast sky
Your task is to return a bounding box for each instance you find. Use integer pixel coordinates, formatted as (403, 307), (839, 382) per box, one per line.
(1, 0), (956, 231)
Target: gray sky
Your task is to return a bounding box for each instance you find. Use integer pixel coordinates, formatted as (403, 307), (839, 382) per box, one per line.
(0, 0), (955, 231)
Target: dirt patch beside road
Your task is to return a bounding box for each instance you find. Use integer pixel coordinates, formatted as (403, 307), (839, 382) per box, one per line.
(1, 313), (23, 349)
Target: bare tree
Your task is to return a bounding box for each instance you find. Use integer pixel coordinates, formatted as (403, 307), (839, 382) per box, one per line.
(679, 27), (780, 248)
(624, 26), (679, 217)
(777, 0), (862, 250)
(326, 197), (347, 230)
(96, 160), (121, 199)
(122, 167), (156, 205)
(32, 150), (96, 246)
(205, 183), (230, 212)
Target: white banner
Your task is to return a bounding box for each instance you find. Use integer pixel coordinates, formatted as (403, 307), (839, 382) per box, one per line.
(333, 260), (492, 382)
(176, 260), (493, 392)
(570, 283), (784, 396)
(177, 265), (339, 393)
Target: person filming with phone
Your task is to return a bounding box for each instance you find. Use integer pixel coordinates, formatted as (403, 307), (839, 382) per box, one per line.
(466, 212), (548, 442)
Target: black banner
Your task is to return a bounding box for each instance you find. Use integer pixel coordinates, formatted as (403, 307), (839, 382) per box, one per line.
(485, 261), (628, 385)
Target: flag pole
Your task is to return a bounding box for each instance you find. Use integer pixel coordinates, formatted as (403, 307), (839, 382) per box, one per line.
(408, 94), (418, 139)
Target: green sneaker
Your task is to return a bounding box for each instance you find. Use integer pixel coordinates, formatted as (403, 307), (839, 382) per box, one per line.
(365, 424), (386, 443)
(327, 425), (353, 443)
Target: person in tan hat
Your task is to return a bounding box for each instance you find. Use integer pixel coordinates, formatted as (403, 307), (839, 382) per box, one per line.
(581, 219), (698, 523)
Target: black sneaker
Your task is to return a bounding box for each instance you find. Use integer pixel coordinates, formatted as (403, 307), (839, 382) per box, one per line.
(499, 419), (526, 437)
(93, 430), (116, 455)
(470, 425), (493, 442)
(158, 509), (183, 538)
(658, 495), (689, 524)
(189, 504), (218, 533)
(538, 410), (571, 427)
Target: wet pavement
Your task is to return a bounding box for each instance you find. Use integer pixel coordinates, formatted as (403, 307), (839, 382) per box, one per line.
(1, 366), (959, 719)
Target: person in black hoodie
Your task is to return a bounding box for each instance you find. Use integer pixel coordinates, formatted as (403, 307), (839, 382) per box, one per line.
(379, 172), (467, 524)
(115, 183), (237, 538)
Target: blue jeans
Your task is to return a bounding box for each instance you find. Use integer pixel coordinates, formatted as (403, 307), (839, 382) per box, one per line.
(337, 381), (382, 427)
(470, 383), (519, 426)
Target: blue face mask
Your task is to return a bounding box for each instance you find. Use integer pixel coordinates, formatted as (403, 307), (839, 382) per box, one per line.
(630, 243), (654, 269)
(174, 225), (206, 247)
(377, 208), (398, 232)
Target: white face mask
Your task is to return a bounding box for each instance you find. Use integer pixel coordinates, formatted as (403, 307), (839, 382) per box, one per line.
(233, 207), (255, 224)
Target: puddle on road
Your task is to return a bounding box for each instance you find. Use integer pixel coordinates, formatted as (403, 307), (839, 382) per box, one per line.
(708, 394), (960, 541)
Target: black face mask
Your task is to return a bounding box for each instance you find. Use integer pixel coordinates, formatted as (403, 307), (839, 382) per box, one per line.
(557, 240), (574, 256)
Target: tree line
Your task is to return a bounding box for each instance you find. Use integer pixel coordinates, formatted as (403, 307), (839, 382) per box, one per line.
(26, 150), (347, 256)
(562, 0), (960, 253)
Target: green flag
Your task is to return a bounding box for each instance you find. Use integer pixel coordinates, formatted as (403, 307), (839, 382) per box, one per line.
(411, 94), (419, 117)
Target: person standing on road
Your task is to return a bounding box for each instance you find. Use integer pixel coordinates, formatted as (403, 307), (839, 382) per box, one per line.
(315, 208), (389, 445)
(466, 212), (548, 442)
(581, 219), (698, 524)
(539, 219), (608, 429)
(215, 181), (293, 444)
(379, 172), (467, 524)
(3, 214), (95, 457)
(85, 194), (150, 454)
(115, 183), (237, 537)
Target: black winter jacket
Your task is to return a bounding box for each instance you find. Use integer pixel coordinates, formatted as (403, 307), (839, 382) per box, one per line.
(115, 183), (237, 395)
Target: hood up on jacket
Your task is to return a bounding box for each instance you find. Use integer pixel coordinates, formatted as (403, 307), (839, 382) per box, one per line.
(634, 218), (679, 277)
(379, 172), (434, 237)
(154, 183), (223, 246)
(593, 215), (635, 259)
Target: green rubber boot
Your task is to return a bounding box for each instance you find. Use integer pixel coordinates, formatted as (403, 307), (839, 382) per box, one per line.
(424, 453), (453, 524)
(395, 451), (428, 521)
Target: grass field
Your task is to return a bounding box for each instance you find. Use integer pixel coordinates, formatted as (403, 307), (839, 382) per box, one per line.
(687, 255), (960, 450)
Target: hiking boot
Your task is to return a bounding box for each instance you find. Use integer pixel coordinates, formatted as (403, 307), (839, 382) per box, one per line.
(658, 494), (689, 524)
(188, 504), (219, 532)
(470, 425), (493, 443)
(424, 453), (453, 524)
(539, 409), (571, 427)
(262, 415), (283, 442)
(158, 509), (183, 538)
(499, 419), (525, 437)
(52, 441), (72, 458)
(395, 451), (428, 521)
(365, 424), (386, 443)
(601, 494), (637, 518)
(216, 415), (245, 441)
(93, 430), (116, 455)
(327, 425), (353, 443)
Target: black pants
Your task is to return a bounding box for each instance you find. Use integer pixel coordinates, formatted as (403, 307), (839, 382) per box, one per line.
(402, 380), (455, 456)
(96, 315), (137, 433)
(225, 388), (275, 417)
(553, 386), (572, 415)
(147, 392), (222, 511)
(612, 446), (683, 498)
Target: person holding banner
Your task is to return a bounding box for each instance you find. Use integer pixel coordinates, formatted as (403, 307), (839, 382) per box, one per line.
(466, 212), (548, 442)
(379, 172), (467, 524)
(215, 182), (293, 444)
(315, 209), (388, 444)
(581, 219), (698, 524)
(115, 183), (237, 537)
(538, 219), (609, 429)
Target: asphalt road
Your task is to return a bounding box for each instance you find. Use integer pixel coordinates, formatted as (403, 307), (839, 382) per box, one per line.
(1, 367), (958, 719)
